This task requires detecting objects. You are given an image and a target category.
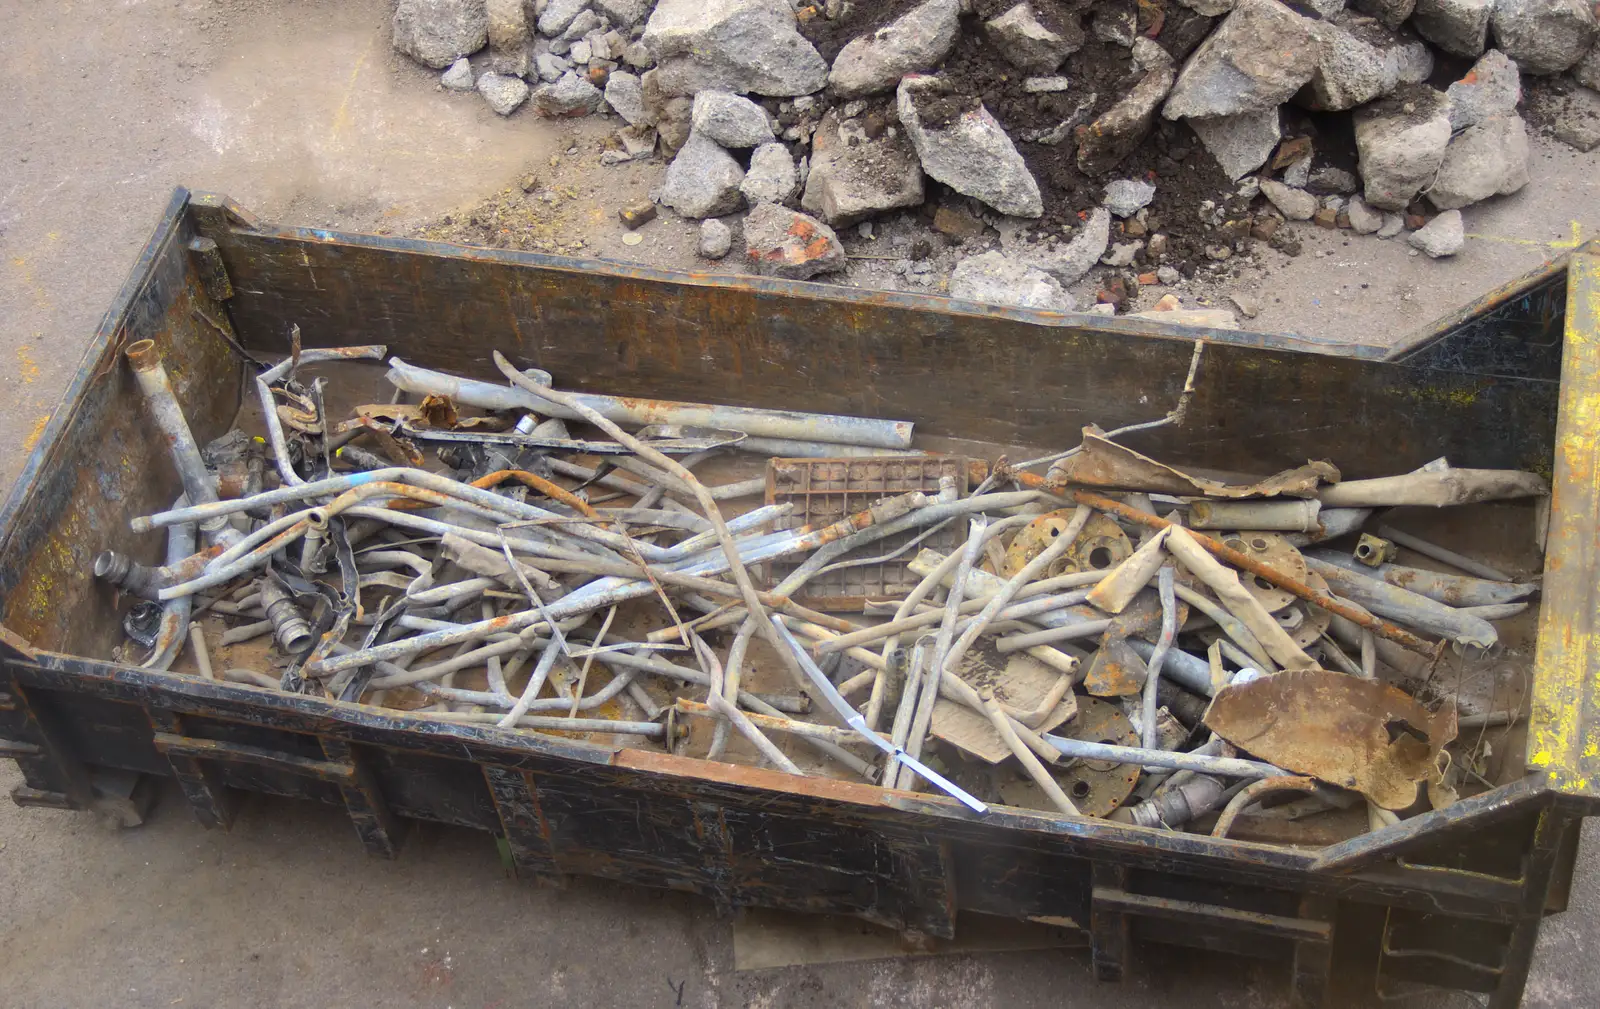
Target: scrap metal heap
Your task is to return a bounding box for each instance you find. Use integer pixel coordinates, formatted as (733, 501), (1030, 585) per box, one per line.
(98, 333), (1545, 843)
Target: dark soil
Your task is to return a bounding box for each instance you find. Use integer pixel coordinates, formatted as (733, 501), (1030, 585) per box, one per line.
(1524, 76), (1597, 140)
(933, 26), (1243, 273)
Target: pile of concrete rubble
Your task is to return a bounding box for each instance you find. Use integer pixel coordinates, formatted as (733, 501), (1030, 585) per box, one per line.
(393, 0), (1600, 315)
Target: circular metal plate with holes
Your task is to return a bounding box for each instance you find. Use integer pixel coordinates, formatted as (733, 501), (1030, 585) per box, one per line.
(1217, 532), (1308, 614)
(1003, 511), (1132, 579)
(1280, 570), (1334, 648)
(996, 696), (1140, 817)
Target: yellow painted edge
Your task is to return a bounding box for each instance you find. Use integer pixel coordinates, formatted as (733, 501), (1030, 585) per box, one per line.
(1530, 251), (1600, 794)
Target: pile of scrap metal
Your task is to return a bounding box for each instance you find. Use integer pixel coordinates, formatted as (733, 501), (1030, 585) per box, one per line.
(98, 334), (1546, 842)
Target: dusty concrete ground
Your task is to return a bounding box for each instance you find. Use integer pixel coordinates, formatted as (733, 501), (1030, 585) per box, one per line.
(1, 1), (1597, 1005)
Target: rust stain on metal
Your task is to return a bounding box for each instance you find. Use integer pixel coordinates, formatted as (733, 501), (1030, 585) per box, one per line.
(1204, 668), (1458, 810)
(1048, 429), (1340, 498)
(1084, 635), (1146, 697)
(616, 748), (894, 807)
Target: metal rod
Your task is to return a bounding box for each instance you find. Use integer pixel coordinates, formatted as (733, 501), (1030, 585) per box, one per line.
(1043, 737), (1286, 778)
(388, 356), (915, 449)
(1141, 566), (1178, 751)
(1375, 524), (1515, 582)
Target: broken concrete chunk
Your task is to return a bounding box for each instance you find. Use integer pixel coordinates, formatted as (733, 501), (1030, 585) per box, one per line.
(660, 131), (746, 217)
(1427, 114), (1531, 209)
(594, 0), (651, 29)
(698, 218), (733, 259)
(1577, 43), (1600, 90)
(394, 0), (490, 69)
(486, 0), (529, 52)
(1354, 84), (1452, 211)
(983, 2), (1084, 74)
(1078, 40), (1176, 174)
(1024, 76), (1072, 92)
(558, 8), (600, 41)
(642, 0), (829, 97)
(1347, 194), (1384, 233)
(623, 41), (655, 69)
(897, 76), (1043, 218)
(529, 70), (603, 116)
(1352, 0), (1417, 23)
(690, 91), (775, 147)
(1163, 0), (1319, 119)
(605, 71), (646, 124)
(830, 0), (962, 99)
(742, 203), (846, 279)
(1103, 179), (1157, 217)
(1038, 207), (1112, 285)
(441, 57), (476, 91)
(1300, 15), (1434, 111)
(478, 71), (531, 115)
(802, 109), (925, 224)
(538, 0), (591, 36)
(1176, 0), (1235, 16)
(1491, 0), (1598, 76)
(1411, 0), (1492, 58)
(536, 51), (573, 81)
(1446, 49), (1521, 130)
(1189, 107), (1280, 179)
(1260, 179), (1318, 220)
(950, 251), (1076, 312)
(1308, 167), (1359, 194)
(1535, 82), (1600, 151)
(742, 142), (800, 204)
(1408, 209), (1464, 257)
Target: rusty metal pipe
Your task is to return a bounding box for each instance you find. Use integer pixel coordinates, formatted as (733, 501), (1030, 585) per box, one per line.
(140, 497), (197, 672)
(125, 341), (238, 546)
(259, 578), (312, 654)
(1117, 775), (1225, 828)
(1211, 776), (1319, 839)
(1304, 557), (1498, 650)
(387, 356), (915, 449)
(1307, 549), (1535, 607)
(1141, 566), (1179, 751)
(1373, 523), (1514, 582)
(256, 343), (388, 487)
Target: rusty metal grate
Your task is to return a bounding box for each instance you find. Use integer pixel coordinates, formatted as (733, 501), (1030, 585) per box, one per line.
(765, 456), (971, 609)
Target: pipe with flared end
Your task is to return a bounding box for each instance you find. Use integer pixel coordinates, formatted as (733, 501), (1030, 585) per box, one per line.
(125, 340), (237, 546)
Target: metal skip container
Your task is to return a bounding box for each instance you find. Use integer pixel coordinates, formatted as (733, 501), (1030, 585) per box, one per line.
(1, 189), (1597, 1008)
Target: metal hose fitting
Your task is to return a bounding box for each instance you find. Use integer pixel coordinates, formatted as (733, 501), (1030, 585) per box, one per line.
(259, 578), (313, 654)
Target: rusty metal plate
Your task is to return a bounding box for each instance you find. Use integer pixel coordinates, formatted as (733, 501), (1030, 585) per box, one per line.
(1204, 668), (1459, 810)
(1003, 511), (1132, 578)
(1218, 532), (1308, 614)
(1084, 636), (1146, 697)
(765, 456), (971, 608)
(999, 697), (1140, 817)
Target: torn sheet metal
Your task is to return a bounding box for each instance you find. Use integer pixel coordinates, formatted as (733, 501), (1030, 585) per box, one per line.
(1318, 468), (1548, 508)
(1048, 429), (1340, 499)
(929, 647), (1079, 763)
(1165, 527), (1319, 670)
(1204, 668), (1458, 810)
(1084, 635), (1148, 697)
(1087, 528), (1171, 613)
